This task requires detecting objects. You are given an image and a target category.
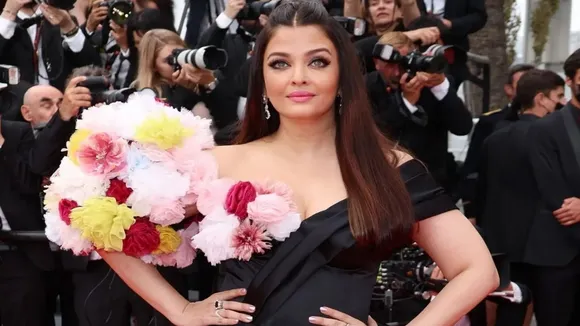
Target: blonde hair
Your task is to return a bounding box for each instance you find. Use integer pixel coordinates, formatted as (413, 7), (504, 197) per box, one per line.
(134, 29), (186, 97)
(378, 31), (414, 48)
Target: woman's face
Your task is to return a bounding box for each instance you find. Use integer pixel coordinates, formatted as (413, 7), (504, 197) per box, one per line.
(263, 25), (340, 121)
(368, 0), (396, 28)
(155, 44), (180, 82)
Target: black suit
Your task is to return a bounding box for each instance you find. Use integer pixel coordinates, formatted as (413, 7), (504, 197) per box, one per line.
(0, 19), (101, 90)
(477, 114), (539, 326)
(0, 119), (59, 326)
(416, 0), (487, 53)
(524, 103), (580, 326)
(366, 71), (472, 191)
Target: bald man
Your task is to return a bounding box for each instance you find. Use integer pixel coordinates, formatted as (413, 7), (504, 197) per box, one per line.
(20, 85), (63, 135)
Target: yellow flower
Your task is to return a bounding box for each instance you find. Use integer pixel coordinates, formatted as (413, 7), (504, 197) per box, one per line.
(67, 129), (92, 165)
(69, 197), (136, 251)
(134, 113), (193, 150)
(153, 225), (181, 255)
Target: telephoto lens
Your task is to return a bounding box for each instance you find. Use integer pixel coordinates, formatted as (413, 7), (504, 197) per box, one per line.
(172, 46), (229, 71)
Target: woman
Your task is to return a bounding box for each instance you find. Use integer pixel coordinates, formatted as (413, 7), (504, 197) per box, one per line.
(100, 1), (498, 325)
(134, 29), (239, 129)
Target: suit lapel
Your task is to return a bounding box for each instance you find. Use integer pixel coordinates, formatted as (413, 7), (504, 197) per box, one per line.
(559, 105), (580, 190)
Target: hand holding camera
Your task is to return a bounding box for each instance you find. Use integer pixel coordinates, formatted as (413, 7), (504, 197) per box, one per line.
(2, 0), (31, 20)
(60, 76), (92, 121)
(225, 0), (246, 19)
(418, 72), (446, 88)
(172, 66), (215, 91)
(39, 3), (76, 34)
(86, 0), (109, 33)
(400, 73), (427, 105)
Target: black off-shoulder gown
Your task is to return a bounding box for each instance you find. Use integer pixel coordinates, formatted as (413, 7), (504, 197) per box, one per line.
(218, 159), (457, 325)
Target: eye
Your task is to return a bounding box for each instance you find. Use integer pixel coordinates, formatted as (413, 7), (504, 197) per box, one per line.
(310, 57), (330, 68)
(268, 60), (289, 69)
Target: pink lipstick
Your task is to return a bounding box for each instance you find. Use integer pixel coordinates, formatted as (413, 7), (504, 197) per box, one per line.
(287, 91), (315, 103)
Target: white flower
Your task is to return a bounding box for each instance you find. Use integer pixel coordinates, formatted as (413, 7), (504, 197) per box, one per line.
(192, 208), (240, 265)
(48, 157), (109, 205)
(267, 212), (302, 241)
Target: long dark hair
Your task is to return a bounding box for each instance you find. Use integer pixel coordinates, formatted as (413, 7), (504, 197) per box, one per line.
(235, 0), (414, 245)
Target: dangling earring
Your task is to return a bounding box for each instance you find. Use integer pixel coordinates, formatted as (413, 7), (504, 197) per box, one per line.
(337, 91), (343, 115)
(262, 94), (271, 120)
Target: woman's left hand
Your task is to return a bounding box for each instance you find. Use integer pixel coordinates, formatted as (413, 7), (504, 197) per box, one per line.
(308, 307), (378, 326)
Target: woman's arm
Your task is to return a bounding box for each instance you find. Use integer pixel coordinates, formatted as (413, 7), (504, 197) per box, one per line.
(99, 250), (255, 325)
(99, 251), (191, 323)
(399, 0), (421, 27)
(409, 210), (499, 325)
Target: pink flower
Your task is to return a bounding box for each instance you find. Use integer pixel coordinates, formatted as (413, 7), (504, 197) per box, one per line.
(179, 151), (218, 206)
(196, 178), (236, 216)
(135, 143), (176, 170)
(76, 132), (128, 177)
(192, 209), (239, 265)
(247, 194), (290, 223)
(254, 180), (298, 212)
(149, 199), (186, 226)
(232, 220), (271, 261)
(154, 223), (199, 268)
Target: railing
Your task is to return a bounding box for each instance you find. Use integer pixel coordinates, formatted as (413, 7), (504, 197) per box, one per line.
(464, 52), (491, 114)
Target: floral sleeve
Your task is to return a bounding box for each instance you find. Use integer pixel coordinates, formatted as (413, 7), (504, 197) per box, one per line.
(43, 95), (217, 268)
(192, 180), (302, 265)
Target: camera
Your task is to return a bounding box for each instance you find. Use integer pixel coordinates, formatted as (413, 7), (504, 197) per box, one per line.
(237, 0), (281, 20)
(35, 0), (76, 10)
(0, 65), (20, 85)
(100, 0), (133, 25)
(166, 46), (228, 71)
(372, 43), (447, 76)
(78, 76), (156, 106)
(333, 16), (366, 37)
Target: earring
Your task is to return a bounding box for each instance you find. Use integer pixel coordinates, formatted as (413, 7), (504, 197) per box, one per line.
(337, 91), (343, 115)
(262, 94), (271, 120)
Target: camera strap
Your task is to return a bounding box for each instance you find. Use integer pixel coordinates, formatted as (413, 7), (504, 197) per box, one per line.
(32, 21), (42, 83)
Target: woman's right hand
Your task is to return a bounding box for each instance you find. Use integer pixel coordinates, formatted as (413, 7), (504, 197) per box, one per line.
(86, 0), (108, 33)
(175, 288), (255, 326)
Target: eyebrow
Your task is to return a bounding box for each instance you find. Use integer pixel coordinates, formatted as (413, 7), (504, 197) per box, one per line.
(267, 48), (332, 60)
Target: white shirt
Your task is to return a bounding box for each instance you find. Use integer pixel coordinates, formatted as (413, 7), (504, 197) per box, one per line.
(423, 0), (446, 18)
(403, 77), (450, 113)
(0, 10), (86, 85)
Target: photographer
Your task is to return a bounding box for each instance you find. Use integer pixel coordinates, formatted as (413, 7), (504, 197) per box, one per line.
(366, 32), (472, 192)
(134, 29), (238, 130)
(0, 0), (101, 90)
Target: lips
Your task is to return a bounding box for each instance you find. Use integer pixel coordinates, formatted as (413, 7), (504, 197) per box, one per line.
(287, 91), (315, 103)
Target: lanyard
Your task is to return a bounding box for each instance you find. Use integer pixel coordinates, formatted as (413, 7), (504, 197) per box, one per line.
(32, 21), (42, 83)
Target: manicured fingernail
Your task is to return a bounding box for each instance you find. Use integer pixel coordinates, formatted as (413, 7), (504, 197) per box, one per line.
(241, 289), (247, 294)
(320, 306), (328, 312)
(309, 316), (319, 322)
(248, 305), (255, 312)
(245, 316), (253, 322)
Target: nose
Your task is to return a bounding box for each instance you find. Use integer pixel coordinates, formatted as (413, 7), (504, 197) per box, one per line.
(290, 64), (308, 86)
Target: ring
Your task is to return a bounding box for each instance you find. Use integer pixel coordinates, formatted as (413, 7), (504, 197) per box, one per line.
(214, 300), (224, 310)
(215, 309), (224, 318)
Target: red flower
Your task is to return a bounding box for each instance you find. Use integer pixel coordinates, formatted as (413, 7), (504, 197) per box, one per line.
(58, 199), (78, 225)
(123, 219), (161, 257)
(225, 181), (257, 220)
(106, 178), (133, 204)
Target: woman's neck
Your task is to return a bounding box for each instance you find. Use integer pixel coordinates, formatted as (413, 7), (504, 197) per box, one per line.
(267, 114), (337, 159)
